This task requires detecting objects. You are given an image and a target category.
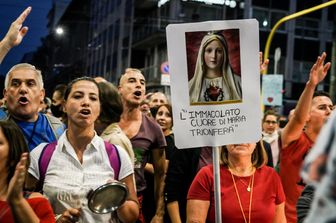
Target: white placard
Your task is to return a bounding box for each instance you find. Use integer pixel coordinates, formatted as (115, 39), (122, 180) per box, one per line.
(166, 19), (262, 148)
(161, 73), (170, 86)
(262, 74), (283, 106)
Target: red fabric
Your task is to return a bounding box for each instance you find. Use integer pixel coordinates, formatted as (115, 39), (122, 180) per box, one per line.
(0, 197), (55, 223)
(137, 194), (146, 223)
(279, 132), (313, 223)
(187, 165), (285, 223)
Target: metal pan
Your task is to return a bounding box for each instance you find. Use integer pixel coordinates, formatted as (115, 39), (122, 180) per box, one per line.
(87, 181), (129, 214)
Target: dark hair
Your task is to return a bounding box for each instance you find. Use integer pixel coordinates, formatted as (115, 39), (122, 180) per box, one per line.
(64, 77), (99, 101)
(156, 103), (173, 126)
(0, 120), (29, 184)
(313, 91), (331, 99)
(53, 84), (67, 99)
(98, 81), (123, 124)
(262, 110), (280, 122)
(221, 141), (268, 169)
(43, 97), (51, 108)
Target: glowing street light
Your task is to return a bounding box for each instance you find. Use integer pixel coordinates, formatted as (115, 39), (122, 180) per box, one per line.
(55, 27), (64, 35)
(229, 0), (237, 8)
(262, 19), (268, 27)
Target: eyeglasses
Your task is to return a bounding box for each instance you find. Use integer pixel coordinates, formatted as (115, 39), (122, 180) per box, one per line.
(264, 120), (278, 124)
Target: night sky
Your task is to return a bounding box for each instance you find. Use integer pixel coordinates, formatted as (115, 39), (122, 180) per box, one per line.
(0, 0), (52, 76)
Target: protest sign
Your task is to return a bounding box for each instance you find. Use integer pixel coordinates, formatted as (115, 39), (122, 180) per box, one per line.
(262, 74), (283, 106)
(166, 19), (262, 148)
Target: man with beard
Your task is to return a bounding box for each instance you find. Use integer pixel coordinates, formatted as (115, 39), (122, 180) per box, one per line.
(118, 68), (166, 223)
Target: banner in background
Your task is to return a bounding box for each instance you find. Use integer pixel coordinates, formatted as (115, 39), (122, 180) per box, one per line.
(262, 74), (283, 106)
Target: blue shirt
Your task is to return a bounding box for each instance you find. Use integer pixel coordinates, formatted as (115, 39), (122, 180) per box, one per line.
(0, 107), (65, 151)
(16, 113), (60, 151)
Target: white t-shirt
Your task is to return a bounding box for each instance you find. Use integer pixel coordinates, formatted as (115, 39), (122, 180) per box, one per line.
(29, 131), (133, 223)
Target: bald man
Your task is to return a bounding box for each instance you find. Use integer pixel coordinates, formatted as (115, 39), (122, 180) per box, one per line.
(118, 68), (166, 223)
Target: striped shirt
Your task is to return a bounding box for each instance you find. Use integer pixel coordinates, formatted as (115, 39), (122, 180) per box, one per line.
(29, 131), (133, 223)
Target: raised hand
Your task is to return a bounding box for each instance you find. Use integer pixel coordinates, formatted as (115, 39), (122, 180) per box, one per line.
(308, 52), (331, 86)
(6, 153), (29, 204)
(3, 6), (31, 49)
(259, 52), (269, 74)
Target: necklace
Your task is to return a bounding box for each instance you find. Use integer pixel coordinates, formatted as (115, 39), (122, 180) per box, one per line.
(236, 176), (252, 192)
(230, 171), (255, 223)
(228, 167), (254, 192)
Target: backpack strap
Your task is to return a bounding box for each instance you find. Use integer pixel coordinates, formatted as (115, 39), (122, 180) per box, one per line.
(104, 141), (120, 180)
(37, 141), (57, 192)
(45, 114), (65, 139)
(36, 141), (120, 191)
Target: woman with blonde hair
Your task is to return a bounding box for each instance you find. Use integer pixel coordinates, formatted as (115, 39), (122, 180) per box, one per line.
(187, 141), (286, 223)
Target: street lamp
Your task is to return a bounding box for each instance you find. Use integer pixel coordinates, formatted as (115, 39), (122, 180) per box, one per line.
(262, 19), (268, 27)
(55, 27), (64, 36)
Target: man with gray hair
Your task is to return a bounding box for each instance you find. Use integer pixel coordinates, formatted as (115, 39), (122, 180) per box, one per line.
(118, 68), (166, 223)
(1, 63), (65, 151)
(148, 92), (168, 117)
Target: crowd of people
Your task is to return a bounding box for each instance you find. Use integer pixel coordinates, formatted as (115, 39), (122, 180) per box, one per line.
(0, 5), (335, 223)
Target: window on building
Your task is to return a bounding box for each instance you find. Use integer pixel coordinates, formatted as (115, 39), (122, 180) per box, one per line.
(112, 52), (117, 70)
(108, 24), (114, 43)
(252, 0), (269, 8)
(270, 0), (289, 10)
(253, 7), (287, 31)
(297, 0), (322, 19)
(115, 19), (120, 39)
(327, 5), (336, 20)
(270, 11), (286, 29)
(125, 0), (132, 17)
(110, 1), (115, 13)
(106, 55), (112, 73)
(294, 38), (319, 61)
(295, 18), (319, 39)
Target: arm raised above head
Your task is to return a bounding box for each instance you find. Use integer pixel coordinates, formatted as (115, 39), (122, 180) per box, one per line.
(0, 6), (31, 64)
(281, 52), (331, 148)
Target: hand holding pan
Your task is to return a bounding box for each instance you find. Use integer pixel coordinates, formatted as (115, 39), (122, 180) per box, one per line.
(87, 181), (128, 214)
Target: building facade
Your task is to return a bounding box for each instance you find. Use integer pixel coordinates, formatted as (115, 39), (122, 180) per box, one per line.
(45, 0), (335, 103)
